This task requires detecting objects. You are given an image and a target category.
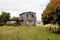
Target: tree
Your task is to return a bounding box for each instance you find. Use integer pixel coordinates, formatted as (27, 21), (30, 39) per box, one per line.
(42, 0), (60, 32)
(0, 12), (10, 26)
(1, 12), (10, 21)
(11, 17), (19, 21)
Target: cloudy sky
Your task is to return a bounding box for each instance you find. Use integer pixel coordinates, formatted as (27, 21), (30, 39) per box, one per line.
(0, 0), (50, 21)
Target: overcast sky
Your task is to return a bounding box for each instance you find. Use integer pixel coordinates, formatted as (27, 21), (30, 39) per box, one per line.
(0, 0), (50, 21)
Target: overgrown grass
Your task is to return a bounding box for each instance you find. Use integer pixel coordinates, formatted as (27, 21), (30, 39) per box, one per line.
(0, 25), (60, 40)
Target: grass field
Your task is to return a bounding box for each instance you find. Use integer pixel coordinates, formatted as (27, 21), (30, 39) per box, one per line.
(0, 24), (60, 40)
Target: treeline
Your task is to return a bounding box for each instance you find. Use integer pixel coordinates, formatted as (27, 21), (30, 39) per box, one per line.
(0, 11), (19, 25)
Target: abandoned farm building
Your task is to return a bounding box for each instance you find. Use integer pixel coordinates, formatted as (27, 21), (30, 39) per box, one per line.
(3, 11), (36, 26)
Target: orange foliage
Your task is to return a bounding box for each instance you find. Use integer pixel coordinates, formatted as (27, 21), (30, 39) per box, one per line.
(42, 0), (60, 24)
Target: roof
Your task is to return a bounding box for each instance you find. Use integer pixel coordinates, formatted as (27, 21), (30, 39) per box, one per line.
(19, 11), (36, 16)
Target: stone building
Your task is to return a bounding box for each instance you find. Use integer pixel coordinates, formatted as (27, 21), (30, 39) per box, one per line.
(19, 11), (36, 26)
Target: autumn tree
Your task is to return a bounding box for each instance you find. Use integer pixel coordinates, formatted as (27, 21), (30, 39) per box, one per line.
(42, 0), (60, 32)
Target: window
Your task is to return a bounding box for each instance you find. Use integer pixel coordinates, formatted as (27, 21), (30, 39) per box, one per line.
(27, 14), (28, 17)
(27, 14), (34, 18)
(32, 15), (34, 17)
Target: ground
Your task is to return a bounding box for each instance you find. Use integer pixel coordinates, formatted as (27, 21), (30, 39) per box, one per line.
(0, 24), (60, 40)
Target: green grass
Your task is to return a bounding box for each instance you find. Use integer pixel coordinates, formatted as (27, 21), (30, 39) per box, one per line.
(0, 25), (60, 40)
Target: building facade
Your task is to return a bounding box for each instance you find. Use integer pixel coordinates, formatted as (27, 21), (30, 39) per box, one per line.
(19, 11), (36, 26)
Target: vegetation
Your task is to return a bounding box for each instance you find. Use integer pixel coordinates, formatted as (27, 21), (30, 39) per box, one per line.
(0, 11), (20, 26)
(42, 0), (60, 32)
(0, 24), (60, 40)
(11, 16), (19, 21)
(0, 12), (10, 26)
